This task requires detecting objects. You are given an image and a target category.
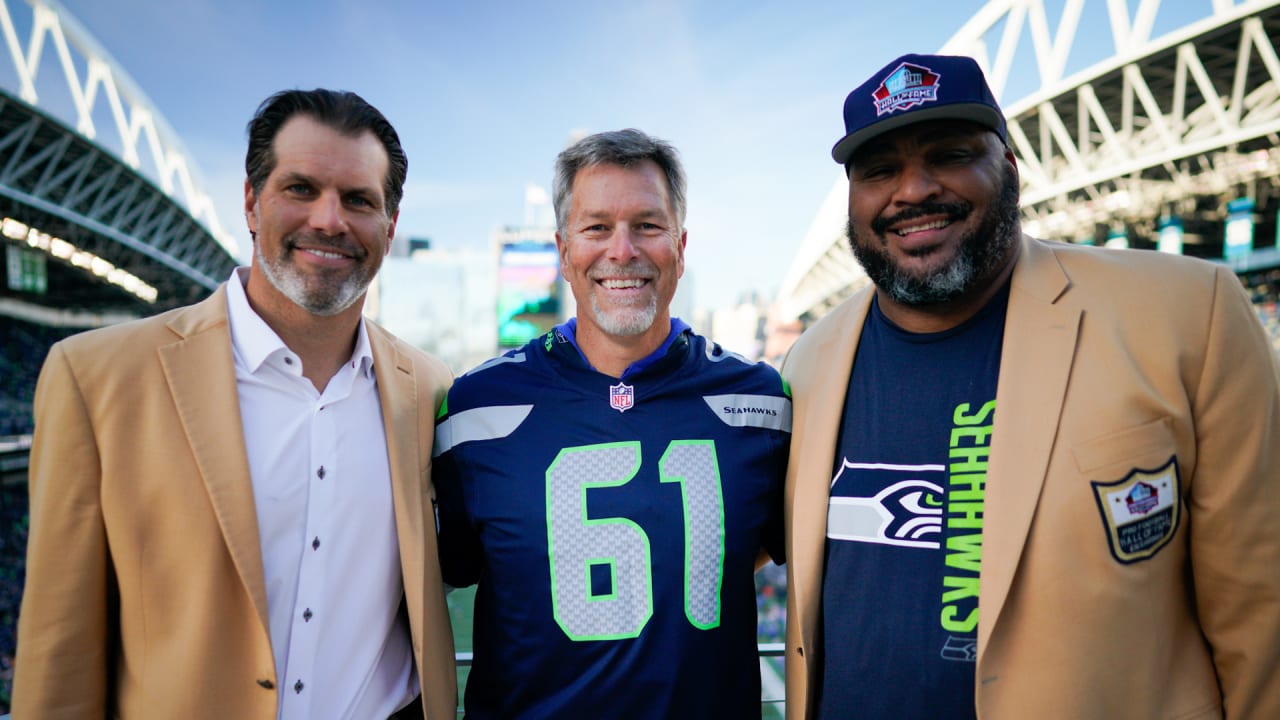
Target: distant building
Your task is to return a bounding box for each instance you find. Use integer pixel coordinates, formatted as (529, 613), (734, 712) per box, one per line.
(376, 245), (497, 374)
(709, 291), (768, 361)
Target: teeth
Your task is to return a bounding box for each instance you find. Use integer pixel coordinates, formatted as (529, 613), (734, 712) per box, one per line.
(307, 249), (346, 259)
(895, 219), (951, 236)
(601, 279), (646, 289)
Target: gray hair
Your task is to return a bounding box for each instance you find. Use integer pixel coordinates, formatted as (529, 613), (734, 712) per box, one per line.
(552, 129), (687, 233)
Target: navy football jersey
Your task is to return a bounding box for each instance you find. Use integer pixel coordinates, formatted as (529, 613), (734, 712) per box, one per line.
(434, 321), (790, 719)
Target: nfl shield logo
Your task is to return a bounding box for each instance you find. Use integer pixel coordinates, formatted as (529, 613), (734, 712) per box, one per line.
(609, 382), (635, 413)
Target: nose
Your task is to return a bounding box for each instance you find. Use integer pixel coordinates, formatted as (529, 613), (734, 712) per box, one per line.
(308, 191), (348, 235)
(891, 159), (942, 206)
(606, 224), (640, 262)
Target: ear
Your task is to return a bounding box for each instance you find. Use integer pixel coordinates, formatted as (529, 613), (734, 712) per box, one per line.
(243, 179), (259, 236)
(385, 210), (399, 256)
(676, 229), (687, 279)
(555, 231), (570, 279)
(1003, 146), (1020, 185)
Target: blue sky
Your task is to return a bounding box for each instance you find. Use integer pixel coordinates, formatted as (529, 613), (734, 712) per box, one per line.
(32, 0), (1216, 309)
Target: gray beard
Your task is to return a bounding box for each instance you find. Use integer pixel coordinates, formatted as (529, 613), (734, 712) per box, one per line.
(848, 168), (1021, 307)
(256, 239), (372, 317)
(588, 292), (659, 336)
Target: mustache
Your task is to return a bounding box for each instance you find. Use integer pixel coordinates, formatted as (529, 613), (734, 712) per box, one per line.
(283, 231), (366, 259)
(588, 260), (657, 280)
(870, 201), (973, 234)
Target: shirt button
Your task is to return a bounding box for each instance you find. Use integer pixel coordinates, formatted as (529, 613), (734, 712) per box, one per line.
(294, 679), (305, 694)
(284, 357), (294, 365)
(317, 466), (326, 480)
(312, 536), (321, 551)
(303, 608), (313, 622)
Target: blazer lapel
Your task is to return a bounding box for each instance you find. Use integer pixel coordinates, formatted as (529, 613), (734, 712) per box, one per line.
(369, 325), (425, 633)
(157, 286), (271, 633)
(788, 291), (873, 656)
(977, 237), (1080, 665)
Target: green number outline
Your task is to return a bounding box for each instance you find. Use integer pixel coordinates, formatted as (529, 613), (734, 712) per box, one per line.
(660, 440), (726, 630)
(546, 441), (654, 641)
(545, 439), (726, 641)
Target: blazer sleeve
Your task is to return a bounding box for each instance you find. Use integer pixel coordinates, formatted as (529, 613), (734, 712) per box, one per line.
(12, 342), (114, 716)
(1187, 266), (1280, 718)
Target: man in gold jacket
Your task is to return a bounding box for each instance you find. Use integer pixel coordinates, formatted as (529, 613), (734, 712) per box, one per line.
(783, 53), (1280, 719)
(14, 89), (456, 719)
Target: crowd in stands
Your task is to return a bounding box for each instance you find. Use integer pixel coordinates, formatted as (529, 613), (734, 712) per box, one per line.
(0, 315), (80, 709)
(0, 317), (79, 437)
(756, 563), (787, 645)
(0, 485), (25, 710)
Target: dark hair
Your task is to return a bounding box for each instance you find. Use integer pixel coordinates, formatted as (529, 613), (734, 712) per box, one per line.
(245, 89), (407, 216)
(552, 128), (686, 233)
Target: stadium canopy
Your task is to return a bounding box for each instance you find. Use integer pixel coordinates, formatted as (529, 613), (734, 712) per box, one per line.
(0, 0), (237, 317)
(777, 0), (1280, 323)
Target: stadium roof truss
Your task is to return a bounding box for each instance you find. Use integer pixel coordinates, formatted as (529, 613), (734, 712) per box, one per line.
(0, 0), (237, 310)
(0, 96), (236, 299)
(950, 0), (1280, 240)
(778, 0), (1280, 322)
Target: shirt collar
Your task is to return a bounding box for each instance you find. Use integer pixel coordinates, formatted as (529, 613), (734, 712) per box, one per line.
(555, 316), (692, 378)
(225, 267), (375, 378)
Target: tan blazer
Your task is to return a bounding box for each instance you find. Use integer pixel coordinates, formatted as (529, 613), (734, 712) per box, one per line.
(782, 236), (1280, 719)
(13, 286), (458, 719)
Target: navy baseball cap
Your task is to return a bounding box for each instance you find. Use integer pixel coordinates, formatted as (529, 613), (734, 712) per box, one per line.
(832, 53), (1007, 165)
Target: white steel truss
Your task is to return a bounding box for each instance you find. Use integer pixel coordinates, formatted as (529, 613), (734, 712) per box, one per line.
(0, 0), (235, 256)
(778, 0), (1280, 322)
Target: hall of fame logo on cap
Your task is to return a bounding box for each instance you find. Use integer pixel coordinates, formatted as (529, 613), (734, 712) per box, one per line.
(1090, 456), (1181, 564)
(609, 382), (634, 413)
(874, 62), (942, 116)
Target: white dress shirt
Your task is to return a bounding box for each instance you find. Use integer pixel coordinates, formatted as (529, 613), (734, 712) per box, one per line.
(226, 269), (417, 720)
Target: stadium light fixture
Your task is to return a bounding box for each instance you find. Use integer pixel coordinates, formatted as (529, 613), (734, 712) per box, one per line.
(4, 215), (158, 303)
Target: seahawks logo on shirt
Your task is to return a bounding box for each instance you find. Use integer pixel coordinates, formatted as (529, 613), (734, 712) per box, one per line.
(826, 461), (945, 549)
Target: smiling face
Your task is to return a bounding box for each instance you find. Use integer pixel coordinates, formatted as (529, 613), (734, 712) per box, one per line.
(245, 114), (396, 321)
(556, 159), (686, 351)
(846, 119), (1020, 313)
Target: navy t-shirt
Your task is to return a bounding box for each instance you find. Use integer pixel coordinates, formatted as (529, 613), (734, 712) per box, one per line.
(816, 282), (1009, 719)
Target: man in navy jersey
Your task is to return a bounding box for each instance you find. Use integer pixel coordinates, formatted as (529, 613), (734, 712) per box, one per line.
(782, 54), (1280, 719)
(434, 129), (790, 718)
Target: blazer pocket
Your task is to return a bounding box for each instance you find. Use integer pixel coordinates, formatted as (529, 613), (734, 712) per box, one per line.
(1071, 416), (1177, 475)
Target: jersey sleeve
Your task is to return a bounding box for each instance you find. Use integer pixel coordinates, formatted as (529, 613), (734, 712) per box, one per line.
(433, 395), (483, 588)
(760, 429), (789, 566)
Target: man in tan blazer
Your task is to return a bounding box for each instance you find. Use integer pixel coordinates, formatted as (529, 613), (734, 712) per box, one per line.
(782, 54), (1280, 719)
(13, 89), (456, 718)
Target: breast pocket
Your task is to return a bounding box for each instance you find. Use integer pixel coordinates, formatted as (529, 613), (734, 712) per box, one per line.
(1072, 417), (1181, 565)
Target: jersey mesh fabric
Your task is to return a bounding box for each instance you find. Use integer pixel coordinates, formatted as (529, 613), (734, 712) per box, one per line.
(435, 324), (789, 719)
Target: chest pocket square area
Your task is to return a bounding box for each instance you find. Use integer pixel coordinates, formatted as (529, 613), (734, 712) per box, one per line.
(1090, 456), (1181, 564)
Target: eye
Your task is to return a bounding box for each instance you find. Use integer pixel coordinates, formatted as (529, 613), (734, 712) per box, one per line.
(285, 182), (313, 195)
(930, 143), (978, 165)
(853, 163), (894, 182)
(345, 194), (374, 208)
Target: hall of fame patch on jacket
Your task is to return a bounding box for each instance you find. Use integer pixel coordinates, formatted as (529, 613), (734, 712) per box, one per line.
(1090, 456), (1181, 564)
